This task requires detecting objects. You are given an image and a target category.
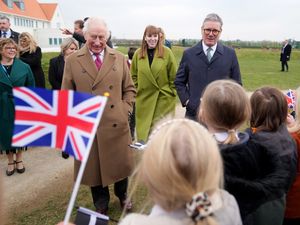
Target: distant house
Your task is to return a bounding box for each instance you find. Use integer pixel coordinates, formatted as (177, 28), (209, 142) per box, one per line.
(0, 0), (65, 51)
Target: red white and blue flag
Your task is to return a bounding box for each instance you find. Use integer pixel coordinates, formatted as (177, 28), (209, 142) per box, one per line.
(12, 87), (107, 161)
(286, 89), (295, 113)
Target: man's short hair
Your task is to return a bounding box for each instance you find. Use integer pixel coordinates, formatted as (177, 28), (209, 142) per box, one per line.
(0, 16), (10, 22)
(202, 13), (223, 28)
(82, 17), (109, 39)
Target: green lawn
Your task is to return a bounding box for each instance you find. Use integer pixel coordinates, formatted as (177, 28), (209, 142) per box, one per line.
(9, 46), (300, 225)
(42, 46), (300, 91)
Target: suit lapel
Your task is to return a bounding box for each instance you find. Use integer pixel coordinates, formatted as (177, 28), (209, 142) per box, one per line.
(196, 42), (209, 65)
(93, 48), (116, 87)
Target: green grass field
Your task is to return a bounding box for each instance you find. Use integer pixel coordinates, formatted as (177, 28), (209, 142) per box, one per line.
(9, 46), (300, 225)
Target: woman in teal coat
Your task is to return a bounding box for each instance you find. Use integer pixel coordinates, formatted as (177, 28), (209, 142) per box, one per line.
(0, 38), (35, 176)
(131, 25), (178, 142)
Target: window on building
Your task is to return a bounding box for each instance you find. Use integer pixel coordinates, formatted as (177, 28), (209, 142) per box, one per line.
(15, 0), (25, 11)
(59, 38), (62, 44)
(53, 38), (58, 45)
(4, 0), (13, 8)
(35, 21), (38, 28)
(49, 38), (53, 45)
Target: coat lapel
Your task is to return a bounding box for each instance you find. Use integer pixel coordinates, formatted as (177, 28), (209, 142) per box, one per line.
(210, 42), (224, 64)
(141, 55), (159, 89)
(0, 66), (12, 87)
(76, 46), (98, 81)
(93, 48), (116, 87)
(150, 53), (164, 80)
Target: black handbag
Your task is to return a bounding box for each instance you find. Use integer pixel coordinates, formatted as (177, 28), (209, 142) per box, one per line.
(74, 207), (109, 225)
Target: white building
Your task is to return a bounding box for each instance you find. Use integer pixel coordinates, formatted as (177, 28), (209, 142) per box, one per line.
(0, 0), (66, 51)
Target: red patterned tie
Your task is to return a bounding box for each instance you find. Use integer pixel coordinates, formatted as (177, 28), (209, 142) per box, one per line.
(94, 54), (102, 70)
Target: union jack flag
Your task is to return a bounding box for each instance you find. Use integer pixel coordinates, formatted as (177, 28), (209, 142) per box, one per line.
(12, 87), (107, 161)
(286, 89), (295, 113)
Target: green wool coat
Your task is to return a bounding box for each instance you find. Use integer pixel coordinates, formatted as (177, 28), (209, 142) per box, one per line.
(0, 58), (35, 150)
(131, 46), (178, 142)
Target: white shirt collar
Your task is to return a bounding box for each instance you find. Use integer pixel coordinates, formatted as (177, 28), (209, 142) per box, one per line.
(202, 42), (217, 56)
(89, 49), (105, 62)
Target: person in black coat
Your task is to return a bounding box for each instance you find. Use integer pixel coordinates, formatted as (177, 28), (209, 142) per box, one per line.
(175, 13), (241, 120)
(48, 37), (79, 90)
(0, 16), (19, 43)
(245, 86), (297, 225)
(19, 32), (45, 88)
(280, 40), (292, 72)
(199, 80), (288, 225)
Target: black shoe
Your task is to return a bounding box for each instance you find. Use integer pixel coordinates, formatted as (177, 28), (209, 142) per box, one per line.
(16, 161), (25, 174)
(62, 152), (69, 159)
(6, 162), (16, 176)
(96, 207), (108, 215)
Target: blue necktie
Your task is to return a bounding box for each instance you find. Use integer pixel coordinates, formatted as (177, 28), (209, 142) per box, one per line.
(2, 31), (7, 38)
(207, 48), (213, 62)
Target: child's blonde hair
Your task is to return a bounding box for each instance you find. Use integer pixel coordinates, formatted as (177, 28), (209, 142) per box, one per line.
(135, 119), (223, 225)
(199, 80), (251, 144)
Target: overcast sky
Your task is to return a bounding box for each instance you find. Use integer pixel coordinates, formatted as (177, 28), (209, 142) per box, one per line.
(40, 0), (299, 41)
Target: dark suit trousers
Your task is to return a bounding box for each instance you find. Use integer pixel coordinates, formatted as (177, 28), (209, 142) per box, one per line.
(281, 61), (289, 71)
(90, 177), (128, 210)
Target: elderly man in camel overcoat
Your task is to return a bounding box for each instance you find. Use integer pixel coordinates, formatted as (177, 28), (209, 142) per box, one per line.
(62, 17), (136, 215)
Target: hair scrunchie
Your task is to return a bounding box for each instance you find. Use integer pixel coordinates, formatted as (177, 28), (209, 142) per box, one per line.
(186, 192), (213, 222)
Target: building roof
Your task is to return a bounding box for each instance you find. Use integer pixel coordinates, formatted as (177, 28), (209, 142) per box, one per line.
(0, 0), (57, 21)
(39, 3), (57, 21)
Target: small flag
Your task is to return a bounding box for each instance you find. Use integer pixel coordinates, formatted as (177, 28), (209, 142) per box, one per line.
(286, 89), (295, 114)
(12, 87), (107, 161)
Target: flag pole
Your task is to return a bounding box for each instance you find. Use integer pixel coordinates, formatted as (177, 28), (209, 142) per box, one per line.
(63, 145), (91, 225)
(63, 92), (108, 225)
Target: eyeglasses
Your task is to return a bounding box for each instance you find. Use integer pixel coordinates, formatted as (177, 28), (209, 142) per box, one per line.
(203, 29), (221, 36)
(4, 46), (17, 50)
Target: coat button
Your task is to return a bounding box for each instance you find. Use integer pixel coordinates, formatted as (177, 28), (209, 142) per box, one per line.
(109, 85), (113, 90)
(110, 104), (114, 108)
(113, 123), (117, 127)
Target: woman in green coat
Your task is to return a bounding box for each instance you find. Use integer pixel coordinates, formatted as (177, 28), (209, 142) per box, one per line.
(131, 25), (178, 142)
(0, 38), (35, 176)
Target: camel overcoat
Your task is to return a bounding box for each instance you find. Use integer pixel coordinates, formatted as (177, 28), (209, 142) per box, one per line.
(62, 45), (136, 187)
(130, 46), (177, 142)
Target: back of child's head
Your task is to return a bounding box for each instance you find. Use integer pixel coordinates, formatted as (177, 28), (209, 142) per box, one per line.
(138, 119), (222, 224)
(250, 87), (287, 132)
(128, 47), (137, 60)
(288, 87), (300, 133)
(199, 79), (250, 144)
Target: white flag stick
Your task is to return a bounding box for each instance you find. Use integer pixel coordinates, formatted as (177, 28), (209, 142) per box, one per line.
(63, 94), (107, 225)
(63, 143), (93, 225)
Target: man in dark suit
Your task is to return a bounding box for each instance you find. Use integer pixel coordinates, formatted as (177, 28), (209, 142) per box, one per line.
(280, 40), (292, 72)
(175, 13), (241, 120)
(0, 16), (19, 43)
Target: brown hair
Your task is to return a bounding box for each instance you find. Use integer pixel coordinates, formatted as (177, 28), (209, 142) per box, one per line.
(0, 38), (19, 60)
(199, 80), (251, 144)
(250, 87), (288, 132)
(74, 19), (84, 29)
(139, 25), (164, 59)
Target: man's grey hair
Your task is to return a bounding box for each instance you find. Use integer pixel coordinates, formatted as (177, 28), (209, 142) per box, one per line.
(0, 16), (10, 22)
(202, 13), (223, 28)
(82, 17), (110, 39)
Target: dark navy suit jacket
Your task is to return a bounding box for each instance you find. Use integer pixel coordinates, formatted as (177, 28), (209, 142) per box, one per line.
(174, 41), (241, 119)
